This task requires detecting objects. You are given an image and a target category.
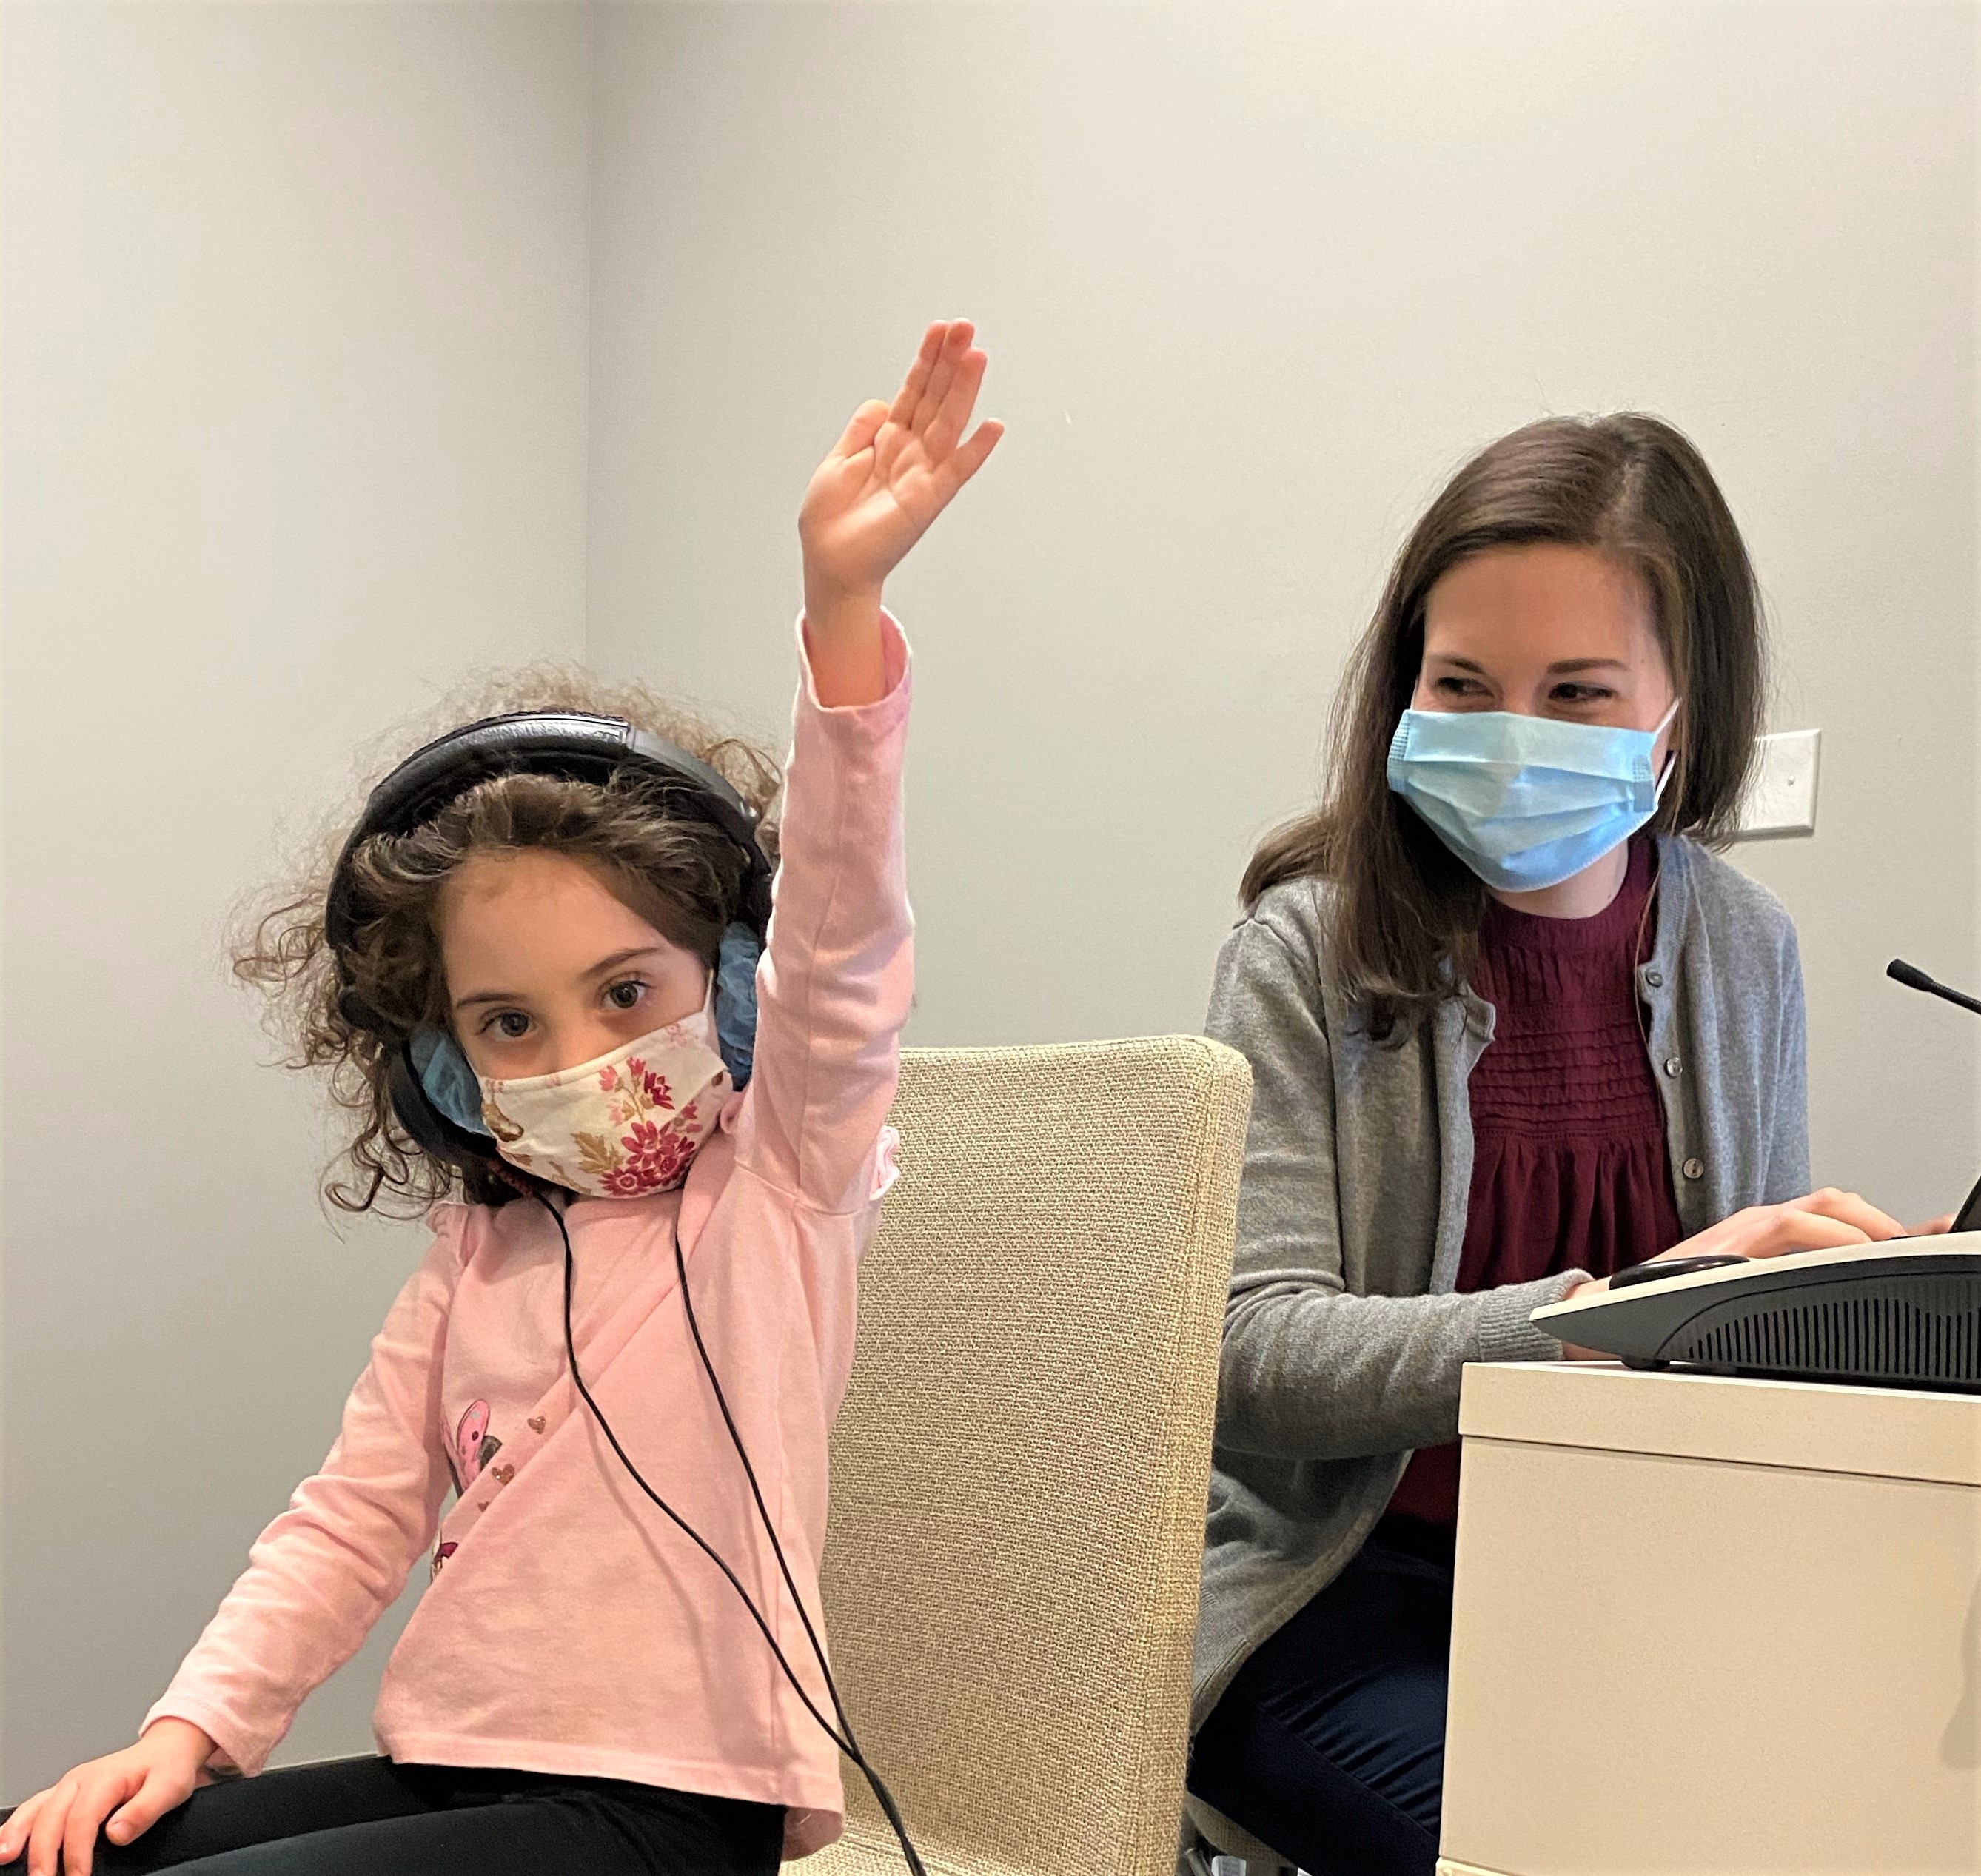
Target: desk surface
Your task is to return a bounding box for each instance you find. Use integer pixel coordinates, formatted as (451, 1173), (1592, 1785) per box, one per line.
(1459, 1359), (1981, 1487)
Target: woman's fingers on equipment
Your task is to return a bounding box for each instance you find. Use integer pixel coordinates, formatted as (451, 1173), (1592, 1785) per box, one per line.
(1792, 1187), (1906, 1240)
(1755, 1208), (1873, 1256)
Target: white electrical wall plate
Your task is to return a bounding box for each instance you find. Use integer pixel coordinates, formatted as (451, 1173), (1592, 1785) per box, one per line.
(1734, 728), (1820, 840)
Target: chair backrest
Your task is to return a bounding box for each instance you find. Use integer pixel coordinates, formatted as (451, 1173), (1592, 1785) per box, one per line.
(817, 1037), (1251, 1876)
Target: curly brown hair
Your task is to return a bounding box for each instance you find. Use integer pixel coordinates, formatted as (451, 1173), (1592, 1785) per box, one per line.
(235, 663), (782, 1218)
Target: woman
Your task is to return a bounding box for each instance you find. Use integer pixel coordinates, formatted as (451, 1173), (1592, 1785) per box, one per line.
(1186, 413), (1938, 1875)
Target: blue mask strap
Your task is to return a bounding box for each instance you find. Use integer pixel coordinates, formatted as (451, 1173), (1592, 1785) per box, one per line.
(410, 1025), (492, 1136)
(715, 921), (762, 1091)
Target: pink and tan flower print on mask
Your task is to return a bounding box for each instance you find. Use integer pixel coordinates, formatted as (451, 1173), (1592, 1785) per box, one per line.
(477, 993), (731, 1199)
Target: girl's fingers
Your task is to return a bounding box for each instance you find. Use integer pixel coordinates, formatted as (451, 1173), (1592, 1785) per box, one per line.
(29, 1780), (78, 1876)
(924, 348), (988, 459)
(63, 1776), (123, 1876)
(947, 418), (1005, 490)
(0, 1789), (47, 1862)
(805, 319), (996, 566)
(870, 412), (908, 483)
(908, 322), (972, 440)
(885, 322), (946, 430)
(28, 1782), (75, 1876)
(828, 399), (891, 464)
(105, 1768), (180, 1846)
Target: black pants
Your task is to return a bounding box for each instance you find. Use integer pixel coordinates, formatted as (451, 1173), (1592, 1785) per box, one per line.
(0, 1758), (784, 1876)
(1189, 1517), (1456, 1876)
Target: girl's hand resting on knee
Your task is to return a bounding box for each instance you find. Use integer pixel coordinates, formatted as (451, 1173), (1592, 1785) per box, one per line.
(0, 1718), (214, 1876)
(1559, 1187), (1928, 1361)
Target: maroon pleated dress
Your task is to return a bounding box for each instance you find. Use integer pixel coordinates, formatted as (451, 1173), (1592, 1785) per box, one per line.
(1386, 834), (1687, 1526)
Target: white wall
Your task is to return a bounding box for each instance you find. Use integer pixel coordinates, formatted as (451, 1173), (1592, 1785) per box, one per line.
(589, 0), (1978, 1224)
(3, 0), (1975, 1805)
(1, 2), (589, 1792)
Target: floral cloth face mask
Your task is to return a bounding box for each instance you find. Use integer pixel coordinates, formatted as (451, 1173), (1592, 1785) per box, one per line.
(417, 991), (730, 1199)
(409, 924), (762, 1199)
(480, 997), (731, 1198)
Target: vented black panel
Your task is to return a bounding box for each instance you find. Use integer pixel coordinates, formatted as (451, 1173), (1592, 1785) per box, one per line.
(1663, 1275), (1981, 1390)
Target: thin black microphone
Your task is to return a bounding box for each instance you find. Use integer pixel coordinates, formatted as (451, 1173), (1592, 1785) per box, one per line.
(1887, 958), (1981, 1018)
(1886, 961), (1981, 1238)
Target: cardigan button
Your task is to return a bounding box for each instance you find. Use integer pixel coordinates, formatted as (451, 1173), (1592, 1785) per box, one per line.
(1683, 1156), (1706, 1180)
(1644, 968), (1664, 988)
(1663, 1056), (1683, 1078)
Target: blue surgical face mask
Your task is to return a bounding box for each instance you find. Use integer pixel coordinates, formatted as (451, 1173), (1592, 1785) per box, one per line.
(1386, 698), (1681, 894)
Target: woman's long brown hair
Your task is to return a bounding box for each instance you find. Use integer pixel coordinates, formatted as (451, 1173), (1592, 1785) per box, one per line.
(1244, 413), (1766, 1035)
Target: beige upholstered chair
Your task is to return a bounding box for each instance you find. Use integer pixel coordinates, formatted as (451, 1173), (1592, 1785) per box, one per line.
(809, 1037), (1252, 1876)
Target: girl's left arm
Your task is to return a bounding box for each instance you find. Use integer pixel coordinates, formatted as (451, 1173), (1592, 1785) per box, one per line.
(139, 1220), (464, 1776)
(740, 321), (1002, 1210)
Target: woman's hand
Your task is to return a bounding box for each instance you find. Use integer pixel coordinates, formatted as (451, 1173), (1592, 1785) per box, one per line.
(0, 1719), (214, 1876)
(798, 319), (1003, 706)
(1558, 1187), (1911, 1360)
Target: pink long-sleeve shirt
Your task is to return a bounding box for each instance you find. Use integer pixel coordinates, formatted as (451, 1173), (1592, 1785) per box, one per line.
(145, 615), (914, 1860)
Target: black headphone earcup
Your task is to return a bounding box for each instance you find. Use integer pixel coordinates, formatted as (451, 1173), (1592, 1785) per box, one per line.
(386, 1044), (501, 1175)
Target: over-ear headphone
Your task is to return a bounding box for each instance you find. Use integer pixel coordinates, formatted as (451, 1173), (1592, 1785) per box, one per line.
(322, 711), (774, 1177)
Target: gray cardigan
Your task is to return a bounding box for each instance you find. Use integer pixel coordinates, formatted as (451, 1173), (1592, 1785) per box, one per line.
(1192, 834), (1809, 1727)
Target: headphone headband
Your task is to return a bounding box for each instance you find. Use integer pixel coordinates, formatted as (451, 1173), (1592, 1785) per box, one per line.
(324, 711), (772, 957)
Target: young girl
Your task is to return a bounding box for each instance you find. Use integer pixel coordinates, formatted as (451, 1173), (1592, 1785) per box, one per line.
(1, 319), (1001, 1876)
(1184, 413), (1943, 1876)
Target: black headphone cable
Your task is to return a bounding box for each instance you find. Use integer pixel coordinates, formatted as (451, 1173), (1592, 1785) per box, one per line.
(534, 1192), (925, 1876)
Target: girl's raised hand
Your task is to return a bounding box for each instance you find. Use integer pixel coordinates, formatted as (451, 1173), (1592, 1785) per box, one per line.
(799, 319), (1003, 607)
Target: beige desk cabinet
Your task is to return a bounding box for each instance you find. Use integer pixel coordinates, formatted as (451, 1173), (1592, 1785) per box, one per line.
(1437, 1361), (1981, 1876)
